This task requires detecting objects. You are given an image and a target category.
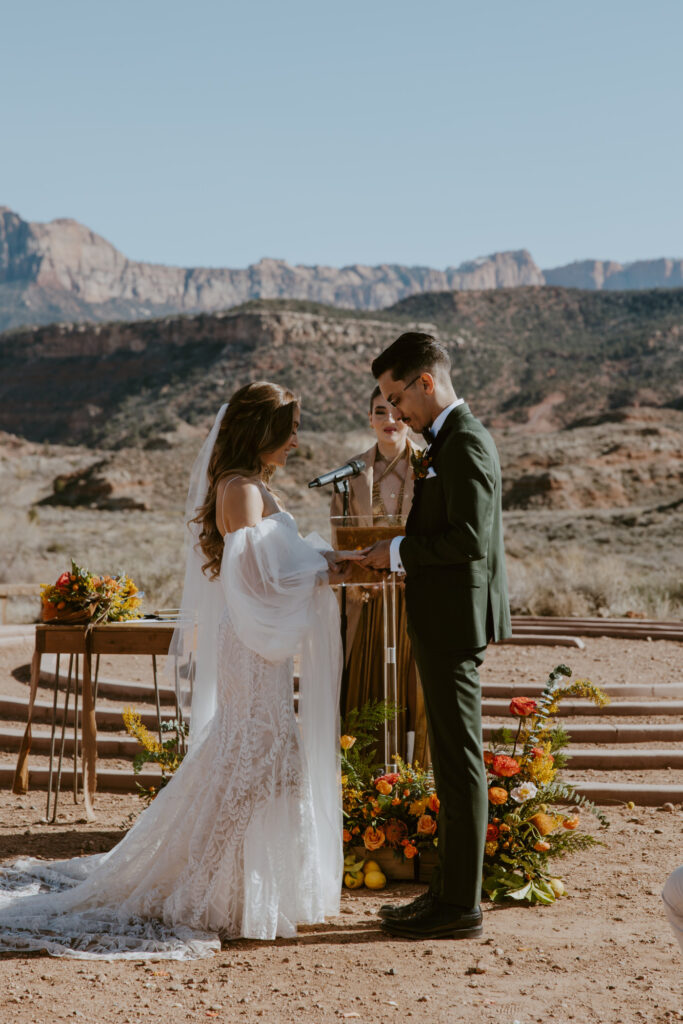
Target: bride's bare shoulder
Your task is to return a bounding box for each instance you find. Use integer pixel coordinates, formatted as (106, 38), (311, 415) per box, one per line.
(216, 475), (265, 533)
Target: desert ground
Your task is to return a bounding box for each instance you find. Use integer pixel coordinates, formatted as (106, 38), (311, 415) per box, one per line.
(1, 638), (681, 1024)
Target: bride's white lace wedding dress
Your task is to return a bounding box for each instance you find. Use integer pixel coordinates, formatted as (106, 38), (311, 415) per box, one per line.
(0, 411), (343, 960)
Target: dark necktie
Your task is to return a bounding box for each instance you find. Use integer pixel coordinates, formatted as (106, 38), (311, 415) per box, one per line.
(422, 426), (435, 445)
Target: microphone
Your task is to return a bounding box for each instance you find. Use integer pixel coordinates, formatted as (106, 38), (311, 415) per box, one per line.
(308, 459), (366, 489)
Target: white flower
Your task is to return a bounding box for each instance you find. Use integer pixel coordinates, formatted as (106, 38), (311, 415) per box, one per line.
(510, 781), (538, 803)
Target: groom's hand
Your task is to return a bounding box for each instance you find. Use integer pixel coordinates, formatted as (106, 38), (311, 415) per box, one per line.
(360, 539), (391, 570)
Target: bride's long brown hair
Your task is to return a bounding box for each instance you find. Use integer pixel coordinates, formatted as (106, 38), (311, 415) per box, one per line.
(192, 381), (299, 579)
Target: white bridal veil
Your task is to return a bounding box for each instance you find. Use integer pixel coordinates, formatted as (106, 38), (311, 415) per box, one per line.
(0, 403), (342, 958)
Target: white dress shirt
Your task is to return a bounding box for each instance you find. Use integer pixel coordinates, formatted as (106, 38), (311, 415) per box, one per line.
(389, 398), (464, 573)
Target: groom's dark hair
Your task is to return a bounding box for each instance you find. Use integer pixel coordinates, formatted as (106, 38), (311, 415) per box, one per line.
(371, 332), (451, 383)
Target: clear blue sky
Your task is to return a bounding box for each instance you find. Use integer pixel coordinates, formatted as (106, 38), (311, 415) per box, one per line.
(2, 0), (682, 271)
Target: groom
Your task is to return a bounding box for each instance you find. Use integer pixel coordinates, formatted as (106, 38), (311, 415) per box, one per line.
(361, 332), (511, 940)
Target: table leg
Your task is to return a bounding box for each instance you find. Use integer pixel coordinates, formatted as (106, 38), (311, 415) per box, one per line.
(152, 654), (163, 742)
(49, 654), (74, 824)
(73, 654), (80, 803)
(45, 653), (61, 821)
(80, 648), (97, 822)
(12, 648), (42, 795)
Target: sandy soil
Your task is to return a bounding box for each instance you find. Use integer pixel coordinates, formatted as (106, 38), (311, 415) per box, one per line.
(1, 637), (682, 1023)
(0, 791), (681, 1024)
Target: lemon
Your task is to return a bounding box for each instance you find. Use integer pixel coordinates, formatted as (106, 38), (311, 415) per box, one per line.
(363, 870), (387, 890)
(363, 860), (381, 875)
(344, 872), (364, 889)
(549, 877), (566, 898)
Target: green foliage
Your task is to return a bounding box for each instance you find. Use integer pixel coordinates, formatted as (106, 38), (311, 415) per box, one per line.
(340, 699), (402, 791)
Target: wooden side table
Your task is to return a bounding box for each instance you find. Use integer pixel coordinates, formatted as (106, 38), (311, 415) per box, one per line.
(12, 622), (184, 822)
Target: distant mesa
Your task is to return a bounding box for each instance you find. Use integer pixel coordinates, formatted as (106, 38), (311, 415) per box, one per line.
(1, 205), (682, 333)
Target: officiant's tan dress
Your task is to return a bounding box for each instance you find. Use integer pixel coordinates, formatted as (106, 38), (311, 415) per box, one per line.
(330, 441), (430, 765)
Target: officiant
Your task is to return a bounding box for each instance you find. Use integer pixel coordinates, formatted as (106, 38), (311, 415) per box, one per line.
(330, 385), (430, 763)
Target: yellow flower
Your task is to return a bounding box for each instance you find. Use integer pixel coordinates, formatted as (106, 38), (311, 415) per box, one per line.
(484, 841), (498, 857)
(340, 735), (356, 750)
(409, 797), (429, 817)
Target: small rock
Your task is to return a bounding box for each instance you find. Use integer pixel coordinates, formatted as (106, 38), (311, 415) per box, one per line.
(385, 967), (396, 976)
(659, 802), (676, 813)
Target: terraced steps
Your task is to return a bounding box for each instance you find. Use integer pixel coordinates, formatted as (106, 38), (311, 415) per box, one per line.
(1, 621), (681, 805)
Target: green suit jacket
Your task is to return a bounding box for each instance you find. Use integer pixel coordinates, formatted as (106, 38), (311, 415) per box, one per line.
(400, 402), (511, 651)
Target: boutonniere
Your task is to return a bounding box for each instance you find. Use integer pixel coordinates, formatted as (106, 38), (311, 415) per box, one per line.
(410, 447), (433, 481)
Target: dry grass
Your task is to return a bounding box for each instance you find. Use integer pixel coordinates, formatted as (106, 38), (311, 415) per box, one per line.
(508, 543), (683, 619)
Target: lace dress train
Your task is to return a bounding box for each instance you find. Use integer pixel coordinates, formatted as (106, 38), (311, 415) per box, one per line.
(0, 513), (342, 959)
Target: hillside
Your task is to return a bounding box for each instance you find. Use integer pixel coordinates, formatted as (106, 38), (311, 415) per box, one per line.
(1, 286), (681, 445)
(3, 206), (683, 332)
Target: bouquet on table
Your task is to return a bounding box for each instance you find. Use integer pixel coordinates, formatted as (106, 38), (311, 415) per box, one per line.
(40, 560), (143, 625)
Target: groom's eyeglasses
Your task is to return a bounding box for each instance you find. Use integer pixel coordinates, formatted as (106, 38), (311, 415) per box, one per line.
(387, 374), (422, 408)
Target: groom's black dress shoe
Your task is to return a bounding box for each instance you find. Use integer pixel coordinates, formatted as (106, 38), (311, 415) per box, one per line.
(380, 899), (483, 940)
(378, 890), (434, 921)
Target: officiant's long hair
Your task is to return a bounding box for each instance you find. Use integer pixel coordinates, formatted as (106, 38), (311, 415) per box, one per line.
(191, 380), (299, 578)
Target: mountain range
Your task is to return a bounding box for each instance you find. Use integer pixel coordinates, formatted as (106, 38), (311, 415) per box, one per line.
(2, 206), (683, 333)
(2, 286), (681, 445)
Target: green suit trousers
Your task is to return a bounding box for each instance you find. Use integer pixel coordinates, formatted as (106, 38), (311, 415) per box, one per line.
(410, 634), (488, 909)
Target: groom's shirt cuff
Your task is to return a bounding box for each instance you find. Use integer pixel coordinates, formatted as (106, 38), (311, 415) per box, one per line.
(390, 536), (406, 574)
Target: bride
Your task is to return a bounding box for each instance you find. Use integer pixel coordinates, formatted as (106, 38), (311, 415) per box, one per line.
(0, 382), (353, 959)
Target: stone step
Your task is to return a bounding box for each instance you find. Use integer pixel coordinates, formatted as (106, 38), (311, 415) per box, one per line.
(2, 725), (681, 771)
(2, 762), (680, 803)
(563, 748), (683, 769)
(482, 698), (683, 717)
(0, 696), (168, 731)
(38, 655), (179, 705)
(569, 781), (683, 806)
(482, 721), (683, 743)
(0, 726), (147, 757)
(481, 682), (683, 699)
(0, 764), (161, 793)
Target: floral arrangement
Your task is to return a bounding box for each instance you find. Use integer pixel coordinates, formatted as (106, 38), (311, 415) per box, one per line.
(340, 700), (438, 878)
(409, 448), (433, 481)
(122, 708), (188, 802)
(482, 664), (610, 904)
(341, 667), (610, 902)
(40, 560), (143, 625)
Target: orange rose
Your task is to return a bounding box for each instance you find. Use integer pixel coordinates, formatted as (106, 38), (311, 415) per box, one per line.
(509, 696), (538, 717)
(403, 842), (418, 859)
(428, 793), (440, 813)
(375, 779), (393, 796)
(417, 814), (437, 836)
(534, 840), (551, 852)
(342, 829), (352, 844)
(488, 787), (508, 806)
(363, 826), (386, 851)
(491, 755), (521, 778)
(483, 750), (495, 766)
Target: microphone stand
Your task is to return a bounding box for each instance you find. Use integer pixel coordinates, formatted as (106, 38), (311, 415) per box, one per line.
(334, 477), (350, 710)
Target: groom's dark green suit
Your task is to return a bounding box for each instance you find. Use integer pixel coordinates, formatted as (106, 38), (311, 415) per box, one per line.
(399, 401), (511, 908)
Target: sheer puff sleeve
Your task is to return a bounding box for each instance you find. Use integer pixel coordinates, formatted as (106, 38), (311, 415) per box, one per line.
(221, 514), (343, 912)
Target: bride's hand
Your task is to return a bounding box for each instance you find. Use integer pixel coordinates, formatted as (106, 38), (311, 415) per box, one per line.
(327, 560), (354, 585)
(327, 549), (367, 563)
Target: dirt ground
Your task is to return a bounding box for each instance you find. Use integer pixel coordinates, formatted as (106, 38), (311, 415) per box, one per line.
(0, 638), (682, 1024)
